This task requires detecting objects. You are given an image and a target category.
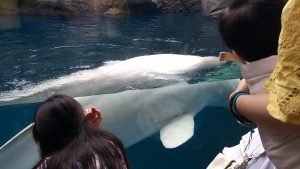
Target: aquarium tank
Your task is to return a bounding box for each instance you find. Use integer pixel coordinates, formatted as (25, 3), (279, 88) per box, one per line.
(0, 1), (249, 169)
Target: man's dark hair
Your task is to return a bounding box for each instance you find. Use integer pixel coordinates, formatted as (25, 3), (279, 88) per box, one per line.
(218, 0), (285, 62)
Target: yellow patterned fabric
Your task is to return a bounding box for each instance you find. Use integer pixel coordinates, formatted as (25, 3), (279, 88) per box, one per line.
(264, 0), (300, 125)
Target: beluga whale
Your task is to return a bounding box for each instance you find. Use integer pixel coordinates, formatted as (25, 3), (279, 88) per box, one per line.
(0, 54), (240, 169)
(0, 54), (226, 105)
(0, 79), (239, 169)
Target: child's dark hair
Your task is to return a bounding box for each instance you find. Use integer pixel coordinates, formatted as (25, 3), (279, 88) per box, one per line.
(32, 94), (129, 169)
(218, 0), (285, 62)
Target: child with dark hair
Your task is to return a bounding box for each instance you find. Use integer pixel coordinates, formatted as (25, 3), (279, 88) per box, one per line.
(32, 94), (130, 169)
(208, 0), (287, 168)
(219, 0), (283, 63)
(220, 0), (300, 168)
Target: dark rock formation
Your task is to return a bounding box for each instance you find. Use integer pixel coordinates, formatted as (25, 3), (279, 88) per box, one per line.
(201, 0), (233, 16)
(127, 0), (159, 13)
(0, 0), (18, 15)
(156, 0), (202, 13)
(17, 0), (129, 15)
(0, 0), (231, 16)
(127, 0), (230, 16)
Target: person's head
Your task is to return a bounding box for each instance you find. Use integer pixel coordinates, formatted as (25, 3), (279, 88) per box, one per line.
(218, 0), (285, 62)
(33, 94), (129, 169)
(33, 94), (85, 156)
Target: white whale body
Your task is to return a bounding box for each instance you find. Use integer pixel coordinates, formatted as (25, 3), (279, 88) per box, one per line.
(0, 54), (225, 105)
(0, 54), (239, 169)
(0, 79), (239, 169)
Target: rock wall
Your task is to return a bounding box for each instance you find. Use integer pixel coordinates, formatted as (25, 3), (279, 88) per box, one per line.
(156, 0), (202, 13)
(0, 0), (231, 16)
(0, 0), (18, 15)
(128, 0), (231, 16)
(201, 0), (233, 16)
(127, 0), (158, 12)
(17, 0), (129, 15)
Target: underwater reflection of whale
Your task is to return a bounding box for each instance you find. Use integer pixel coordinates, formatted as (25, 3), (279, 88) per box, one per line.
(0, 54), (225, 105)
(0, 79), (239, 169)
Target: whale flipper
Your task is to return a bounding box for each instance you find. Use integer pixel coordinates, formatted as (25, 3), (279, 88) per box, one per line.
(160, 114), (194, 149)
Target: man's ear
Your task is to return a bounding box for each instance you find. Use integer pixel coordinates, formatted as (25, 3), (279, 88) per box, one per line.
(232, 50), (247, 64)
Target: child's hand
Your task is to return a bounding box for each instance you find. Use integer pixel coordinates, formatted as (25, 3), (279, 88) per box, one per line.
(229, 79), (250, 98)
(84, 107), (103, 129)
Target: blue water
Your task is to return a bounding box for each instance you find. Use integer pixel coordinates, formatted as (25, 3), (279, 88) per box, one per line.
(0, 14), (247, 169)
